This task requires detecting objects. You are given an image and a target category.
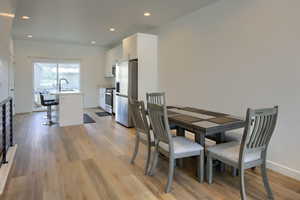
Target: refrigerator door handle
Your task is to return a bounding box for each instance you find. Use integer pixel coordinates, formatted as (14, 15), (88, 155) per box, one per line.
(116, 82), (120, 93)
(116, 93), (128, 98)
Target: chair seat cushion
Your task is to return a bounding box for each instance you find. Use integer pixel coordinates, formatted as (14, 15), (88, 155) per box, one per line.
(44, 99), (56, 102)
(207, 142), (261, 164)
(159, 136), (203, 157)
(43, 101), (59, 106)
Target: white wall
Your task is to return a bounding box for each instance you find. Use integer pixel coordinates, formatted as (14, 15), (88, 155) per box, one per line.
(14, 40), (110, 113)
(157, 0), (300, 179)
(0, 0), (15, 102)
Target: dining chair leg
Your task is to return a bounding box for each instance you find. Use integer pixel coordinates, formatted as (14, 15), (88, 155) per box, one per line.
(149, 145), (159, 176)
(261, 161), (274, 199)
(239, 169), (247, 200)
(165, 157), (175, 193)
(206, 154), (213, 184)
(130, 132), (140, 164)
(145, 143), (152, 175)
(197, 151), (204, 183)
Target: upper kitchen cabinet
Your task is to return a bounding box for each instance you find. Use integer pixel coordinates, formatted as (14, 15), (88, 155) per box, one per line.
(104, 44), (123, 78)
(122, 33), (158, 101)
(123, 34), (138, 60)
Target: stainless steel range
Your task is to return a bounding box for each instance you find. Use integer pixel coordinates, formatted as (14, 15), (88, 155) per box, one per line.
(104, 88), (114, 114)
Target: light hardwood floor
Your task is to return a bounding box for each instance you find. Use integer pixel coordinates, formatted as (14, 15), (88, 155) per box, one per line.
(2, 109), (300, 200)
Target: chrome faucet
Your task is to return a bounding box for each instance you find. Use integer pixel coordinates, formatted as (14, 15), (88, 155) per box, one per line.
(59, 78), (69, 91)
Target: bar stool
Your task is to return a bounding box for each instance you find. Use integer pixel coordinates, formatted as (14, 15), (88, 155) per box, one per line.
(40, 93), (58, 125)
(39, 91), (56, 119)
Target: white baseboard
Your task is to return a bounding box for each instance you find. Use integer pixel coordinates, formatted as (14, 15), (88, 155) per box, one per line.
(84, 106), (99, 109)
(267, 160), (300, 181)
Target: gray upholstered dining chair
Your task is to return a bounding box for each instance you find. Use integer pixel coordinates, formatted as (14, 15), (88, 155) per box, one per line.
(225, 130), (245, 176)
(206, 106), (278, 200)
(146, 92), (166, 105)
(129, 99), (155, 175)
(225, 131), (243, 142)
(147, 102), (204, 193)
(146, 92), (177, 130)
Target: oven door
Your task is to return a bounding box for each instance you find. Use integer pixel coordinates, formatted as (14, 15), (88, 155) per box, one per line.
(105, 92), (113, 113)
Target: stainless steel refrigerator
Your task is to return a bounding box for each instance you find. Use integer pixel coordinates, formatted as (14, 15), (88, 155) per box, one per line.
(115, 59), (138, 127)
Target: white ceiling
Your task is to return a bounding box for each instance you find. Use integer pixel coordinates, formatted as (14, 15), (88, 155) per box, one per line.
(12, 0), (214, 47)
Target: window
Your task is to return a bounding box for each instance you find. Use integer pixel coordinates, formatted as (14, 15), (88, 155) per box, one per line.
(33, 61), (80, 110)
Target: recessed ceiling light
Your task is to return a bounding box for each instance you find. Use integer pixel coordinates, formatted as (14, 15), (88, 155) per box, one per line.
(91, 41), (96, 45)
(109, 28), (115, 32)
(0, 12), (15, 18)
(27, 34), (33, 38)
(144, 12), (151, 16)
(21, 16), (30, 20)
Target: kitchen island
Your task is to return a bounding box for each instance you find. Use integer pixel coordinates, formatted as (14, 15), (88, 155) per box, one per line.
(50, 90), (83, 127)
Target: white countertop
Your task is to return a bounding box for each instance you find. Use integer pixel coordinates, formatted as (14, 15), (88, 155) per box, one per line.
(50, 90), (82, 95)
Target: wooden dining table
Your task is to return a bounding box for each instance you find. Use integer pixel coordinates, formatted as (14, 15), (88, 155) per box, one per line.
(167, 106), (246, 149)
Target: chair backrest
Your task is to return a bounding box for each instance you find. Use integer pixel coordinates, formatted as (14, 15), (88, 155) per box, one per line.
(129, 99), (150, 135)
(240, 106), (278, 160)
(147, 103), (173, 146)
(39, 92), (46, 106)
(146, 92), (166, 105)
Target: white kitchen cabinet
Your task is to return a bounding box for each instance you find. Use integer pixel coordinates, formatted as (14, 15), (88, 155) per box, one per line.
(50, 91), (83, 127)
(104, 49), (114, 77)
(104, 44), (123, 77)
(122, 33), (158, 101)
(122, 34), (138, 60)
(99, 88), (106, 109)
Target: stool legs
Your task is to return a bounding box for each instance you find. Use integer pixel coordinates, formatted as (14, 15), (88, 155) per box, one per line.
(43, 105), (55, 125)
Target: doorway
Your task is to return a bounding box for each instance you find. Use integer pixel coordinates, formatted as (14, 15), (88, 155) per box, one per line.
(33, 61), (80, 111)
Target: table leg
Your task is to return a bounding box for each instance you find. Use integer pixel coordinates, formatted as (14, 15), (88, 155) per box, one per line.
(176, 127), (185, 167)
(215, 132), (226, 172)
(195, 132), (206, 179)
(195, 132), (205, 148)
(176, 127), (185, 137)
